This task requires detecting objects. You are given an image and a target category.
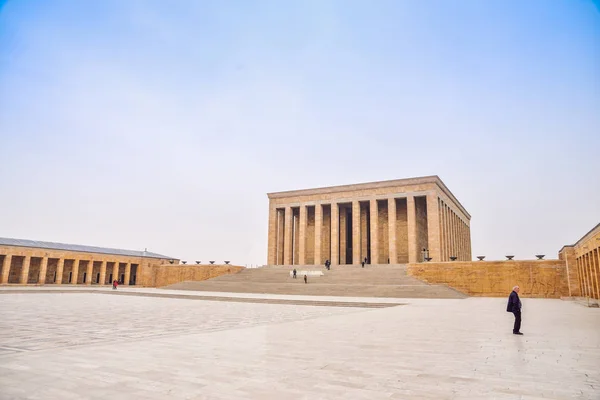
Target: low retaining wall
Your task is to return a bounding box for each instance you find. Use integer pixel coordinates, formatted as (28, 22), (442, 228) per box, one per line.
(140, 264), (244, 287)
(407, 260), (568, 298)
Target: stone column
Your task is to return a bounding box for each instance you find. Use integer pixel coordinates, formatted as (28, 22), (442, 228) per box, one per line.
(283, 206), (293, 265)
(38, 257), (48, 285)
(112, 262), (119, 283)
(439, 201), (445, 262)
(56, 258), (64, 284)
(585, 252), (594, 298)
(85, 261), (94, 285)
(339, 207), (347, 264)
(407, 195), (417, 263)
(463, 221), (468, 260)
(277, 210), (285, 265)
(461, 221), (466, 260)
(444, 204), (453, 261)
(71, 260), (80, 284)
(588, 255), (598, 299)
(314, 204), (322, 266)
(579, 257), (587, 297)
(426, 193), (441, 262)
(99, 261), (107, 285)
(1, 255), (12, 284)
(459, 220), (464, 260)
(447, 207), (453, 260)
(581, 257), (588, 297)
(468, 224), (472, 260)
(360, 205), (368, 261)
(451, 212), (457, 259)
(352, 200), (360, 265)
(370, 199), (379, 264)
(589, 249), (600, 299)
(596, 250), (600, 299)
(457, 219), (463, 261)
(331, 203), (339, 265)
(455, 214), (460, 259)
(124, 262), (131, 285)
(299, 205), (307, 265)
(267, 205), (277, 266)
(20, 256), (31, 284)
(388, 198), (397, 264)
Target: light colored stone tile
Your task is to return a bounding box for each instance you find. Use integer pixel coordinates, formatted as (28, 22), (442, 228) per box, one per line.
(0, 293), (598, 399)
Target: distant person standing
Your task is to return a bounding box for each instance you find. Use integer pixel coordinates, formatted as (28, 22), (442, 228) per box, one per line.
(293, 269), (297, 279)
(112, 280), (118, 290)
(304, 274), (307, 284)
(507, 285), (523, 335)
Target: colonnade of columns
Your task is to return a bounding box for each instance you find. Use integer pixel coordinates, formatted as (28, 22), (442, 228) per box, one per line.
(268, 193), (472, 266)
(577, 247), (600, 300)
(0, 254), (137, 286)
(438, 197), (472, 262)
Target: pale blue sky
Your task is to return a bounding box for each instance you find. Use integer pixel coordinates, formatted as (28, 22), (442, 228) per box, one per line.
(0, 0), (598, 264)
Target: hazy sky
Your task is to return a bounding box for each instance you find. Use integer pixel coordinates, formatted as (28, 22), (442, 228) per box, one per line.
(1, 0), (598, 265)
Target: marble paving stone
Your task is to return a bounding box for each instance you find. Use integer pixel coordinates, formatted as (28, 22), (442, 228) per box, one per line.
(0, 292), (598, 399)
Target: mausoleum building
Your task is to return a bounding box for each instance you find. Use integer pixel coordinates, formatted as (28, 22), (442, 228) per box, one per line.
(267, 176), (471, 265)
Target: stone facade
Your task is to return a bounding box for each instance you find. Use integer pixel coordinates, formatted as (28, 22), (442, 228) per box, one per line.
(559, 223), (600, 299)
(407, 260), (568, 298)
(267, 176), (472, 265)
(0, 239), (176, 286)
(149, 264), (244, 287)
(407, 222), (600, 299)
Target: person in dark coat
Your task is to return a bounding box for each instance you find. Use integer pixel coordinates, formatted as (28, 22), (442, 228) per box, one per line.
(303, 274), (307, 284)
(292, 269), (297, 279)
(507, 285), (523, 335)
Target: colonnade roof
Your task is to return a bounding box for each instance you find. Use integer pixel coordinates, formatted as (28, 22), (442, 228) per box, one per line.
(267, 175), (470, 219)
(0, 237), (173, 259)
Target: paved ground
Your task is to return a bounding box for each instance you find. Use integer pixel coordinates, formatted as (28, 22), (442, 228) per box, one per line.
(0, 289), (598, 399)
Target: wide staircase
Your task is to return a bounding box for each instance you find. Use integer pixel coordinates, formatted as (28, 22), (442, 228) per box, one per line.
(164, 264), (466, 299)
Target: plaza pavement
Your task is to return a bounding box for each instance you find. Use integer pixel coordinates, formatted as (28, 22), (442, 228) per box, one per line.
(0, 287), (598, 399)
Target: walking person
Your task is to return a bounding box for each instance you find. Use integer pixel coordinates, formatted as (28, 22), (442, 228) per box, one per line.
(293, 269), (297, 279)
(112, 280), (118, 290)
(507, 285), (523, 335)
(304, 274), (307, 284)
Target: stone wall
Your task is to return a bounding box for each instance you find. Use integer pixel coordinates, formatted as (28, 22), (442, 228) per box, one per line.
(407, 260), (569, 298)
(142, 264), (244, 287)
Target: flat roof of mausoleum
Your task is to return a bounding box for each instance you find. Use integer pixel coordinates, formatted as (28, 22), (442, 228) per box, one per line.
(268, 175), (470, 219)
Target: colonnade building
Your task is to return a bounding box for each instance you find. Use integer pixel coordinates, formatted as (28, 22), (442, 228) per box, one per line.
(267, 176), (471, 266)
(0, 238), (174, 285)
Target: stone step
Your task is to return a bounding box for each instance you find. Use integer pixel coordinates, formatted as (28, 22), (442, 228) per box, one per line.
(164, 281), (466, 299)
(161, 264), (466, 299)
